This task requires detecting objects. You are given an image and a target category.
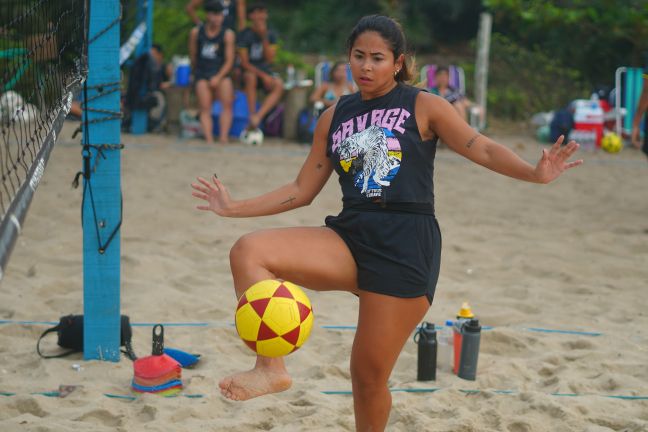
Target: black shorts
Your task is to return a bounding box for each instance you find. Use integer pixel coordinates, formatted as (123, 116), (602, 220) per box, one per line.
(325, 205), (442, 305)
(194, 64), (226, 83)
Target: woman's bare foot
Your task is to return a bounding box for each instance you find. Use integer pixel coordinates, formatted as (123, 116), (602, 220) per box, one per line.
(218, 367), (292, 401)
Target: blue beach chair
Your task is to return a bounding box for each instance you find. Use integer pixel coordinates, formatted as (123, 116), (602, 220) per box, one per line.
(314, 61), (354, 88)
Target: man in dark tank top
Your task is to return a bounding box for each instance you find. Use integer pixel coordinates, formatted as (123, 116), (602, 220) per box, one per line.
(189, 1), (236, 143)
(237, 3), (283, 129)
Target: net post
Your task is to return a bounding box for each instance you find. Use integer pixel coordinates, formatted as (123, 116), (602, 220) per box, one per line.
(130, 0), (154, 135)
(83, 0), (122, 362)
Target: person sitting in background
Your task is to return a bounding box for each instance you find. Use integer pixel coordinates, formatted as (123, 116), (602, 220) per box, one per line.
(124, 44), (172, 132)
(310, 61), (356, 112)
(428, 66), (468, 120)
(186, 0), (247, 32)
(189, 0), (235, 143)
(237, 3), (283, 129)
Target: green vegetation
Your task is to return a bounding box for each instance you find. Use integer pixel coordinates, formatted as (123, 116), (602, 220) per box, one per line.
(144, 0), (648, 119)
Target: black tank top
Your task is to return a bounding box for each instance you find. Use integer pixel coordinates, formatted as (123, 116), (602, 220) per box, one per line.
(196, 24), (226, 76)
(221, 0), (238, 32)
(327, 83), (438, 213)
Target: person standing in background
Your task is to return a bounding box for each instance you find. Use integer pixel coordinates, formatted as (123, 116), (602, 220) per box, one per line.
(237, 3), (283, 129)
(189, 1), (236, 143)
(186, 0), (247, 32)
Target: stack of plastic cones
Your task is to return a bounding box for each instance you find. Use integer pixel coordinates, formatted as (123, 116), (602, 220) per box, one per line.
(132, 325), (182, 396)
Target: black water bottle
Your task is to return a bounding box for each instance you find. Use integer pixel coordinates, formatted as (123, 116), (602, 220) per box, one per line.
(458, 319), (481, 381)
(415, 322), (437, 381)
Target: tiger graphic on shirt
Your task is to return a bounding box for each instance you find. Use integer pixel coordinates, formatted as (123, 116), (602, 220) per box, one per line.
(337, 125), (402, 198)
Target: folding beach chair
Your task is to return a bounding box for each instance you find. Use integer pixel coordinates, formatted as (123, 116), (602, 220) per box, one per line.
(420, 64), (466, 95)
(314, 61), (353, 88)
(421, 64), (485, 129)
(612, 66), (645, 137)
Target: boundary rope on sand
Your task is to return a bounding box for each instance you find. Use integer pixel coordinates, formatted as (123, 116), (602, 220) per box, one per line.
(1, 389), (647, 401)
(0, 320), (603, 336)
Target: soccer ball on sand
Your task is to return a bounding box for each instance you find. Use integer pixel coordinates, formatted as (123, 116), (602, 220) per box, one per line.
(235, 279), (314, 357)
(600, 132), (622, 154)
(240, 127), (264, 146)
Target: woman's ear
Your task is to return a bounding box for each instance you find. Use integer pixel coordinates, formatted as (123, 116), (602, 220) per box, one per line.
(395, 54), (405, 71)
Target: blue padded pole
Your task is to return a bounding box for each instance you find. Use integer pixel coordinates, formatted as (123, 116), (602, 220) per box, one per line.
(130, 0), (154, 134)
(83, 0), (122, 362)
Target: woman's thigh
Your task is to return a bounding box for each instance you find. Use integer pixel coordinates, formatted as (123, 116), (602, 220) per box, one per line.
(230, 226), (359, 295)
(195, 79), (213, 110)
(215, 77), (234, 104)
(351, 291), (430, 383)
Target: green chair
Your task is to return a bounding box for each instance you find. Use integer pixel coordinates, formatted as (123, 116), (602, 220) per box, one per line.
(614, 66), (645, 137)
(1, 48), (30, 92)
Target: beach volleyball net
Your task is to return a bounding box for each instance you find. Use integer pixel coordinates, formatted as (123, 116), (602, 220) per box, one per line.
(0, 0), (87, 279)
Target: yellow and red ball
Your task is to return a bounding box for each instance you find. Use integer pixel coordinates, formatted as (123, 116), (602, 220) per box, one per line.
(235, 280), (314, 357)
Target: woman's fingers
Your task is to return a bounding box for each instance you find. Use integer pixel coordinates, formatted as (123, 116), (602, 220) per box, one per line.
(192, 191), (208, 200)
(564, 159), (583, 170)
(213, 177), (226, 193)
(559, 141), (580, 164)
(191, 183), (209, 194)
(197, 176), (219, 191)
(550, 135), (565, 154)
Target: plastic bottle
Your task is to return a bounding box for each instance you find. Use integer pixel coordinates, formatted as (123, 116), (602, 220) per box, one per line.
(458, 319), (482, 381)
(414, 322), (437, 381)
(453, 302), (474, 375)
(436, 320), (454, 373)
(286, 64), (296, 88)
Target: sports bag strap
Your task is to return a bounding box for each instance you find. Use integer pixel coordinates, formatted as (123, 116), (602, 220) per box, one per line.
(36, 325), (77, 359)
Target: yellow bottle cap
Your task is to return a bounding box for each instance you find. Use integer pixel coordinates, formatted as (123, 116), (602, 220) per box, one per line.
(457, 302), (474, 318)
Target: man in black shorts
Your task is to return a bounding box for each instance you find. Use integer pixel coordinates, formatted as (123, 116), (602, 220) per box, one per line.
(237, 3), (283, 129)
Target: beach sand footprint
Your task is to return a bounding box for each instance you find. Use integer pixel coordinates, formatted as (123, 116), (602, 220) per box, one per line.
(74, 409), (124, 427)
(13, 397), (48, 418)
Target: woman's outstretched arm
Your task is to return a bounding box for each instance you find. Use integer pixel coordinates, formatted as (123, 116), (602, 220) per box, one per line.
(417, 92), (582, 184)
(191, 107), (336, 217)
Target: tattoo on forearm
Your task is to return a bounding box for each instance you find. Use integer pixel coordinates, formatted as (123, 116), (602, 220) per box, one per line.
(316, 163), (323, 169)
(466, 133), (480, 148)
(281, 196), (296, 205)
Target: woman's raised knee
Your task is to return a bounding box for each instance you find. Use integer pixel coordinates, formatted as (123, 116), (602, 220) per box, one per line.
(229, 233), (259, 265)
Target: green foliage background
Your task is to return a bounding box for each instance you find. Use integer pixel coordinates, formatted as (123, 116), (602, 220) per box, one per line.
(137, 0), (648, 119)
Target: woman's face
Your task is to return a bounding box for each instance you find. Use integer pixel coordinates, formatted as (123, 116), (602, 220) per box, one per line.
(331, 65), (347, 83)
(349, 31), (402, 94)
(206, 11), (224, 27)
(435, 70), (449, 88)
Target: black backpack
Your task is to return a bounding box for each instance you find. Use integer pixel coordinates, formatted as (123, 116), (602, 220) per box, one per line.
(549, 108), (574, 142)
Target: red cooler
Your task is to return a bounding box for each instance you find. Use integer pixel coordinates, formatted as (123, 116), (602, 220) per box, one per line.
(569, 99), (604, 149)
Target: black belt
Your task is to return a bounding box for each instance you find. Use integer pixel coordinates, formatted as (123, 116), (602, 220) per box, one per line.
(342, 200), (435, 215)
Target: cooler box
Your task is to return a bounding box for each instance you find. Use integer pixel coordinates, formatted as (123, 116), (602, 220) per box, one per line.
(569, 99), (604, 148)
(212, 90), (256, 137)
(175, 64), (191, 87)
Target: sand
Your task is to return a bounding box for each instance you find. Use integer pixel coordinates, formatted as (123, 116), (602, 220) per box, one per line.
(1, 121), (647, 432)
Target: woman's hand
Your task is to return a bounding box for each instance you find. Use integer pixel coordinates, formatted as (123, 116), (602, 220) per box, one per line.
(191, 175), (234, 216)
(631, 125), (642, 149)
(534, 135), (583, 184)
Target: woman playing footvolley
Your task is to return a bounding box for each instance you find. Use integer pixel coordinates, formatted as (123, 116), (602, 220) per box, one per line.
(191, 15), (582, 432)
